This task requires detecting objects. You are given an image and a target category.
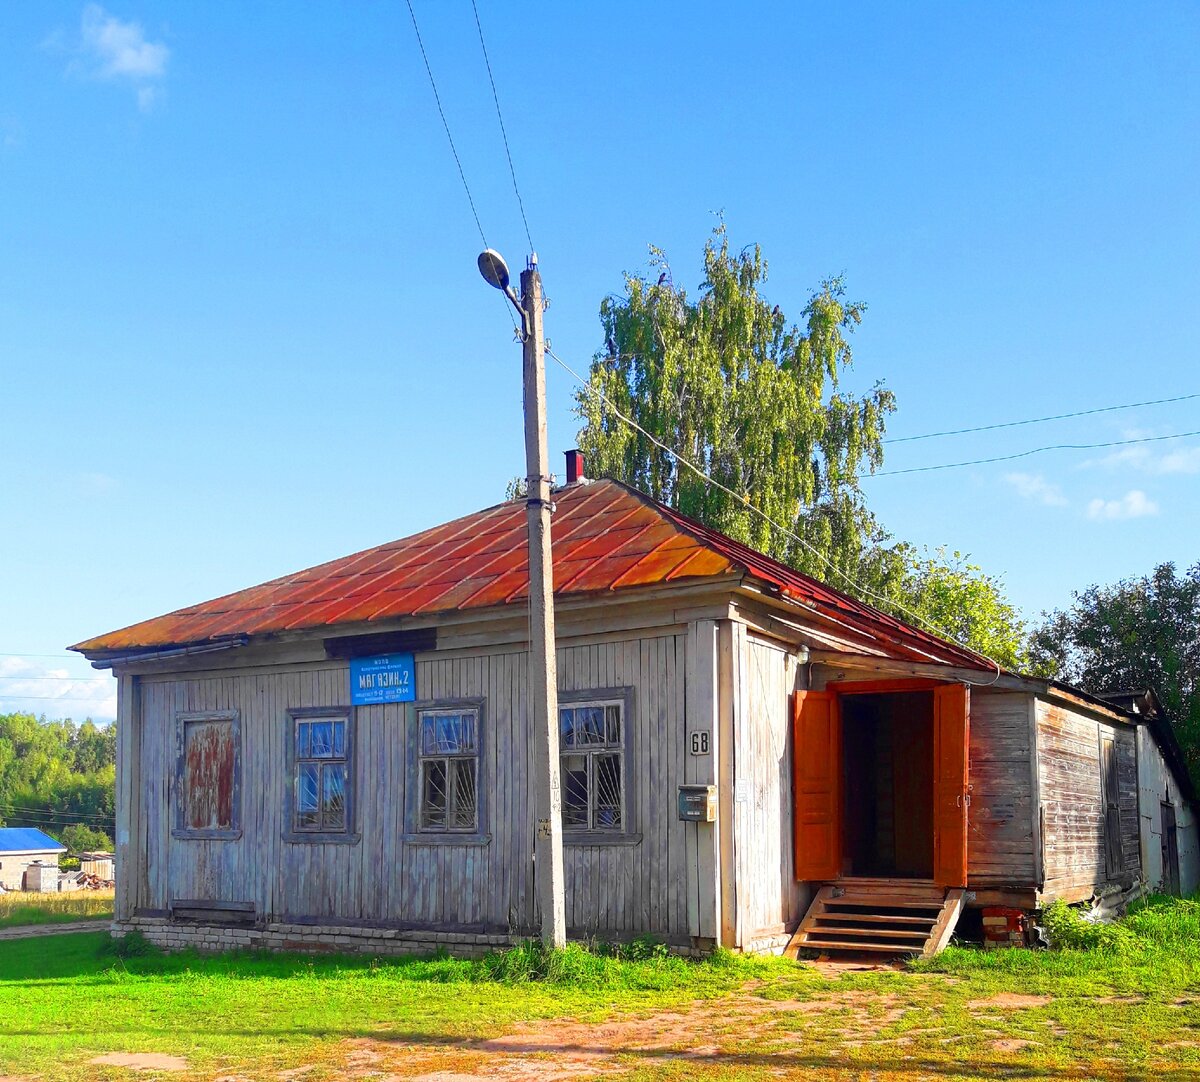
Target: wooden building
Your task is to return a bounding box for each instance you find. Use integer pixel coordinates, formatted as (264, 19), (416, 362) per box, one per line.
(0, 828), (66, 892)
(72, 463), (1198, 956)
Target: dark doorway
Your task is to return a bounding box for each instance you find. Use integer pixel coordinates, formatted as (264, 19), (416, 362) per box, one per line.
(1162, 802), (1181, 895)
(840, 691), (934, 878)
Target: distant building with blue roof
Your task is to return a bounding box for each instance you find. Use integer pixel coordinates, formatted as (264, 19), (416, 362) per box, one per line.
(0, 827), (66, 892)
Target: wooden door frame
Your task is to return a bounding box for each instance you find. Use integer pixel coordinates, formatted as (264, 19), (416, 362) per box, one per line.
(823, 678), (969, 886)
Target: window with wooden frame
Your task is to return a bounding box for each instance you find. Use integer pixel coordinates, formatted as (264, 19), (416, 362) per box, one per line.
(416, 705), (480, 833)
(558, 690), (632, 837)
(173, 710), (241, 840)
(284, 708), (357, 843)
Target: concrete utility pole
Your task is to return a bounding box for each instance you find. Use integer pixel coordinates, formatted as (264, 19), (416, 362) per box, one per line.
(477, 249), (566, 948)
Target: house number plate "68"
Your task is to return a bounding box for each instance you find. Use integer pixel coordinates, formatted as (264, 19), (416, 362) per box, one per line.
(689, 729), (710, 755)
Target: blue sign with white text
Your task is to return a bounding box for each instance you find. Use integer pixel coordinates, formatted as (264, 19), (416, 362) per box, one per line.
(350, 653), (415, 705)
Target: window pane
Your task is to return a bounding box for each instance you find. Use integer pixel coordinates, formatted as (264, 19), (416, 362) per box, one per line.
(421, 759), (448, 828)
(575, 707), (605, 746)
(439, 714), (470, 753)
(559, 707), (576, 748)
(605, 705), (621, 745)
(297, 763), (319, 828)
(595, 753), (622, 829)
(322, 763), (346, 830)
(310, 721), (333, 758)
(562, 753), (589, 829)
(296, 722), (311, 759)
(332, 721), (346, 758)
(452, 758), (477, 829)
(422, 713), (474, 755)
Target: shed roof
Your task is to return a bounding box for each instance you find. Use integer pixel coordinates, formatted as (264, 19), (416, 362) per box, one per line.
(0, 827), (66, 853)
(71, 478), (989, 670)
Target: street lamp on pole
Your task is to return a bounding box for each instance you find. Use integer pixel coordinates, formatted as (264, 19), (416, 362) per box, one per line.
(477, 248), (567, 949)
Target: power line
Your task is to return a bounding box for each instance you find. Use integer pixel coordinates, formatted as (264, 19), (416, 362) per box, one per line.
(405, 0), (487, 248)
(0, 802), (114, 823)
(0, 694), (114, 702)
(0, 652), (80, 659)
(866, 428), (1200, 478)
(885, 391), (1200, 444)
(0, 676), (114, 683)
(470, 0), (533, 253)
(547, 346), (1002, 685)
(404, 0), (518, 337)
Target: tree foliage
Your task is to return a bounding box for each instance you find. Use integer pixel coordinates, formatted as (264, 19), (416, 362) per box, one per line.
(577, 224), (901, 592)
(901, 549), (1029, 671)
(1032, 562), (1200, 779)
(0, 713), (115, 848)
(576, 226), (1027, 665)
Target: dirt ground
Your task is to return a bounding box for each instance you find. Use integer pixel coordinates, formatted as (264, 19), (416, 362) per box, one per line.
(230, 976), (1073, 1082)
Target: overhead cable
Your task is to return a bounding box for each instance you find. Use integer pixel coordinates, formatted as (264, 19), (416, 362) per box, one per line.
(867, 429), (1200, 478)
(470, 0), (533, 253)
(546, 346), (1001, 685)
(886, 391), (1200, 444)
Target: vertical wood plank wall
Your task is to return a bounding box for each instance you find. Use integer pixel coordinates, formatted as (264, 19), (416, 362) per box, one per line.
(1036, 700), (1140, 900)
(732, 632), (808, 948)
(1135, 725), (1200, 895)
(966, 691), (1037, 889)
(130, 632), (693, 941)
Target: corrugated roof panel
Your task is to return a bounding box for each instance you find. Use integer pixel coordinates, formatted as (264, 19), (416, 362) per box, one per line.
(71, 479), (990, 670)
(0, 827), (66, 852)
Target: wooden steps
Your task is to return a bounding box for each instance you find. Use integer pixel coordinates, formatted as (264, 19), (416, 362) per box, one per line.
(785, 879), (965, 958)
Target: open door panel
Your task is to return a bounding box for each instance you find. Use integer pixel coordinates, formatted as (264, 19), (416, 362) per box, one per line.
(793, 690), (841, 882)
(932, 683), (970, 887)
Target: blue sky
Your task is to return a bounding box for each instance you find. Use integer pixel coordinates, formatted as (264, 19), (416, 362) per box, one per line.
(1, 2), (1197, 722)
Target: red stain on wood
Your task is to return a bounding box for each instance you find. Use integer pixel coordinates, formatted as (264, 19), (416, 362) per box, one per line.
(185, 720), (234, 830)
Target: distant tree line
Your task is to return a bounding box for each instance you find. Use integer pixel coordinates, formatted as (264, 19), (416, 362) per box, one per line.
(0, 712), (115, 851)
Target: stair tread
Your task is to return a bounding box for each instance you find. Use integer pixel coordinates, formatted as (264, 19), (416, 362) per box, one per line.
(797, 939), (925, 953)
(825, 898), (944, 910)
(811, 912), (937, 926)
(805, 925), (931, 940)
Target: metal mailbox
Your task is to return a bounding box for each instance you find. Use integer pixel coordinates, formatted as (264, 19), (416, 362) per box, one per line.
(677, 783), (718, 822)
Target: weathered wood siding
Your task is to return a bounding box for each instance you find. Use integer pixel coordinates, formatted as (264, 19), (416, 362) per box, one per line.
(732, 630), (808, 948)
(967, 690), (1037, 889)
(1135, 725), (1200, 895)
(127, 632), (693, 941)
(1037, 699), (1140, 901)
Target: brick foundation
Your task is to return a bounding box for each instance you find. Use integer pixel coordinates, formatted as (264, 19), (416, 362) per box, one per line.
(112, 917), (711, 958)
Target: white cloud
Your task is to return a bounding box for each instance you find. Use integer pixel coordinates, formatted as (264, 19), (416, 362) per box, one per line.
(52, 5), (169, 112)
(1088, 444), (1200, 476)
(1086, 490), (1159, 522)
(1005, 472), (1068, 506)
(81, 4), (168, 79)
(0, 656), (117, 722)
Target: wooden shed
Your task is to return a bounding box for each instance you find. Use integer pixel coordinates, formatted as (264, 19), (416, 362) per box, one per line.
(72, 464), (1198, 957)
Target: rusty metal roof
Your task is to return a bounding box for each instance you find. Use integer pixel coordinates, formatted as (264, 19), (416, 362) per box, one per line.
(70, 479), (987, 669)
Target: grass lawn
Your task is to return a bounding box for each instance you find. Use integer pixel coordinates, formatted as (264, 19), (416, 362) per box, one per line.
(0, 895), (1197, 1081)
(0, 889), (113, 928)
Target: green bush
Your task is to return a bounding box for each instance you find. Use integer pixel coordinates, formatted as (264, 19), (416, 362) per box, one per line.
(1041, 893), (1200, 956)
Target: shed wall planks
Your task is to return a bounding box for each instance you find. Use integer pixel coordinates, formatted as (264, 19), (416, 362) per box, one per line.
(966, 690), (1037, 888)
(131, 633), (691, 939)
(1036, 700), (1141, 900)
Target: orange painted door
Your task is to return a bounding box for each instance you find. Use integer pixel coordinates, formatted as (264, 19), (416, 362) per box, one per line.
(793, 691), (841, 882)
(932, 683), (970, 887)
